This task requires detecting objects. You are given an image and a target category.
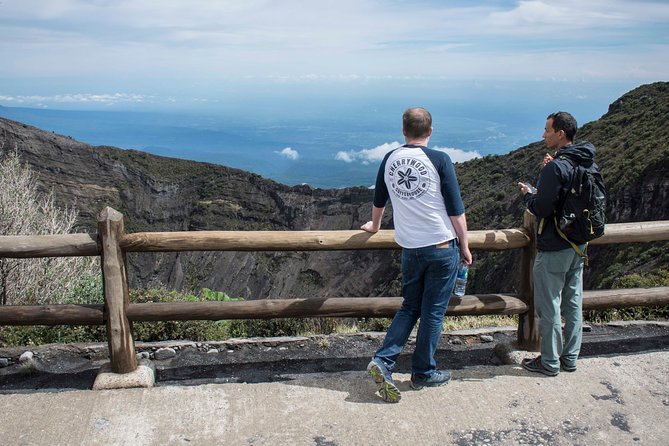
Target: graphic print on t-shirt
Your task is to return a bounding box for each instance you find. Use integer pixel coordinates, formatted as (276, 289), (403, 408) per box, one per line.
(387, 156), (433, 200)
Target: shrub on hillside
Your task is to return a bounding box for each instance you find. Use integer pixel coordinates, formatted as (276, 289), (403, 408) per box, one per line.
(0, 147), (100, 306)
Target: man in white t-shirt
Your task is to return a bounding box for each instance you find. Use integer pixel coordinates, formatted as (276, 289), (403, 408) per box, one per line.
(362, 107), (472, 403)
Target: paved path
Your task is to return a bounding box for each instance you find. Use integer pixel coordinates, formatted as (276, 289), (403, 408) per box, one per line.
(1, 349), (668, 445)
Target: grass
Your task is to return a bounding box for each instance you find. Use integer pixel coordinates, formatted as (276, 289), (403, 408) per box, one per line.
(0, 316), (516, 348)
(443, 315), (518, 331)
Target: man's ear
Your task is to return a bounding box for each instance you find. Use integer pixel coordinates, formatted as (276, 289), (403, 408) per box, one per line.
(402, 128), (407, 137)
(427, 127), (433, 137)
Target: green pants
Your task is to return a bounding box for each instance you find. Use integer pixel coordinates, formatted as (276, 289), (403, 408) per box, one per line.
(533, 247), (585, 372)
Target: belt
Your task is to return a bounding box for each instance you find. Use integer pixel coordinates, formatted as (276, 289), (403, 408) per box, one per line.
(436, 239), (456, 248)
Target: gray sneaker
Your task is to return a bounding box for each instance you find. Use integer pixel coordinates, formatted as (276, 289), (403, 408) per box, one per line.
(560, 357), (577, 372)
(522, 356), (559, 376)
(410, 369), (451, 390)
(367, 357), (401, 403)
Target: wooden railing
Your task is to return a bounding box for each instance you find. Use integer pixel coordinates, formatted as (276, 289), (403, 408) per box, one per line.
(1, 207), (669, 375)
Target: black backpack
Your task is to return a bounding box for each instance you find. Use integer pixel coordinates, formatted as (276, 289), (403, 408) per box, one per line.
(554, 155), (606, 263)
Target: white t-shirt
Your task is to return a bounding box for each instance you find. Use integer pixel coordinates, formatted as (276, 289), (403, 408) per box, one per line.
(374, 145), (464, 248)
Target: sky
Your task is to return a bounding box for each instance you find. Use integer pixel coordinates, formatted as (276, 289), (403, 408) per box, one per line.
(1, 0), (668, 170)
(1, 0), (667, 106)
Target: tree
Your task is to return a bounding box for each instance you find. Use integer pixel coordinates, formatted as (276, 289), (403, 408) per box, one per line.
(0, 145), (100, 306)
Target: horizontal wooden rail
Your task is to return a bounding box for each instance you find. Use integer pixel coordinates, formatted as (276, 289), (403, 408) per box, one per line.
(130, 297), (409, 320)
(3, 287), (667, 326)
(0, 294), (528, 325)
(582, 287), (669, 310)
(0, 304), (104, 325)
(127, 294), (528, 320)
(120, 228), (530, 252)
(2, 221), (668, 259)
(0, 228), (528, 257)
(590, 221), (669, 245)
(121, 230), (399, 252)
(0, 233), (98, 258)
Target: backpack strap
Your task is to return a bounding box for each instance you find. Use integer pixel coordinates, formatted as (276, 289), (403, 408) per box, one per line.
(554, 155), (589, 265)
(554, 216), (589, 266)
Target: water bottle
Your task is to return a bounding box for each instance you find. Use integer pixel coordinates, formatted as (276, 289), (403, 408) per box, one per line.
(452, 262), (468, 297)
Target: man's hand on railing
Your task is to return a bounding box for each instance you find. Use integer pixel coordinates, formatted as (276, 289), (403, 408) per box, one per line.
(361, 205), (385, 234)
(361, 221), (379, 233)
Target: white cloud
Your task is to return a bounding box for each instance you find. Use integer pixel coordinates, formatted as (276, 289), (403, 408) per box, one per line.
(335, 142), (481, 165)
(334, 151), (354, 163)
(486, 0), (669, 32)
(0, 93), (148, 105)
(276, 147), (299, 160)
(335, 141), (401, 165)
(432, 146), (482, 164)
(1, 0), (667, 94)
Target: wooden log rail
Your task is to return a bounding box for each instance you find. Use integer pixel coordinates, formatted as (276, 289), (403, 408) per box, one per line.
(1, 207), (669, 375)
(2, 221), (668, 257)
(0, 228), (531, 257)
(2, 288), (668, 326)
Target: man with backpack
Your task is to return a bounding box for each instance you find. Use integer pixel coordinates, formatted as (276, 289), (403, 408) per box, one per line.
(518, 111), (604, 376)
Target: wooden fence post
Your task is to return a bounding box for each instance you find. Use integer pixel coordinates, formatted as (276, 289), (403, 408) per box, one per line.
(517, 210), (540, 350)
(98, 207), (137, 373)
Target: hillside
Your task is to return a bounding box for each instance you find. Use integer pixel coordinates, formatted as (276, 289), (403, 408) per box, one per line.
(1, 82), (668, 298)
(457, 81), (669, 292)
(0, 119), (401, 299)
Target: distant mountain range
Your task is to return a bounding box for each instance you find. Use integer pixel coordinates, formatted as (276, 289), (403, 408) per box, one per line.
(1, 82), (668, 297)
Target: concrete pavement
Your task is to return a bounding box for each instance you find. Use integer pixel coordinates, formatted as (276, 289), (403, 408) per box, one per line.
(1, 348), (668, 445)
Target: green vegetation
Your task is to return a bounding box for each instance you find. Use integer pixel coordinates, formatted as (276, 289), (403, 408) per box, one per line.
(130, 286), (244, 342)
(0, 276), (517, 347)
(100, 148), (214, 183)
(1, 272), (665, 347)
(0, 278), (391, 347)
(0, 324), (108, 347)
(585, 268), (669, 323)
(0, 285), (237, 347)
(0, 148), (101, 306)
(580, 82), (669, 191)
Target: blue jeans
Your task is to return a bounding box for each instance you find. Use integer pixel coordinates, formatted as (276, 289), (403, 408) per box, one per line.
(374, 241), (460, 377)
(533, 247), (585, 371)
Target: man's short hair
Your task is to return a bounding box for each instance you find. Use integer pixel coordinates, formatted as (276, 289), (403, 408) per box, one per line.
(403, 107), (432, 139)
(547, 111), (577, 142)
